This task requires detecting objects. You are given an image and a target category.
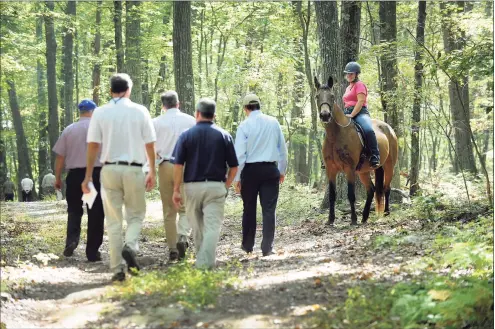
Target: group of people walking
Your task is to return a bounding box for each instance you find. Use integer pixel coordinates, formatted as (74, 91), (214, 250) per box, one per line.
(3, 170), (57, 202)
(56, 73), (287, 282)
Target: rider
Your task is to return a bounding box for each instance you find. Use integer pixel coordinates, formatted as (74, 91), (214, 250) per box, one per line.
(342, 61), (380, 169)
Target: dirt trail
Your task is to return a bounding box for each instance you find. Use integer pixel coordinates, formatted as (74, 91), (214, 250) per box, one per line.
(1, 200), (425, 329)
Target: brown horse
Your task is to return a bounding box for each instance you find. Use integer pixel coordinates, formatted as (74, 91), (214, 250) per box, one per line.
(315, 76), (398, 225)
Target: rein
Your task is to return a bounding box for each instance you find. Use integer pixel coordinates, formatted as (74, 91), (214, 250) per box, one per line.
(320, 102), (352, 128)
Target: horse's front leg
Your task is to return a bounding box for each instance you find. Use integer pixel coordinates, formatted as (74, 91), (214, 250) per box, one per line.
(345, 169), (358, 225)
(326, 171), (337, 226)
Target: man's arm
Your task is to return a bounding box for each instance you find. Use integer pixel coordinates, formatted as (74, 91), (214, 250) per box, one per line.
(225, 166), (238, 189)
(233, 125), (247, 182)
(82, 143), (100, 193)
(277, 124), (288, 184)
(173, 164), (184, 209)
(144, 142), (156, 191)
(55, 155), (65, 187)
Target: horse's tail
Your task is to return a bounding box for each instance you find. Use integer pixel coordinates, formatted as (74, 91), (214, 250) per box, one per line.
(374, 166), (385, 213)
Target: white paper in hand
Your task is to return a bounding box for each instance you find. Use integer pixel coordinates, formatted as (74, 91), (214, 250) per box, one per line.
(82, 182), (98, 209)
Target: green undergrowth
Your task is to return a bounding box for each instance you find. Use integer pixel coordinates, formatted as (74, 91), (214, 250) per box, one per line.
(107, 261), (239, 310)
(1, 209), (66, 265)
(224, 177), (325, 226)
(313, 198), (493, 329)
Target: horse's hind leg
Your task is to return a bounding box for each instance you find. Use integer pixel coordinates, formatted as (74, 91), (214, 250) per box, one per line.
(383, 158), (395, 216)
(358, 172), (374, 223)
(344, 169), (357, 225)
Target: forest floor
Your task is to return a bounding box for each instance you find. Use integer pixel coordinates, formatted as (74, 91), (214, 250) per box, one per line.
(1, 177), (493, 329)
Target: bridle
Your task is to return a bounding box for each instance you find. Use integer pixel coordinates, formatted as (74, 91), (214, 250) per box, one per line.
(319, 101), (352, 128)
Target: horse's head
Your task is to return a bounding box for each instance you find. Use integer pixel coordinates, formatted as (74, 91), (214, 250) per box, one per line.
(314, 76), (335, 123)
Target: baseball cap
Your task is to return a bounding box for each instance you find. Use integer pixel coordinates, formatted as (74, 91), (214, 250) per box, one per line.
(78, 99), (97, 111)
(242, 94), (261, 107)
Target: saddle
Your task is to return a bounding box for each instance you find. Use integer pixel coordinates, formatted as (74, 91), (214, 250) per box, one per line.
(352, 120), (371, 171)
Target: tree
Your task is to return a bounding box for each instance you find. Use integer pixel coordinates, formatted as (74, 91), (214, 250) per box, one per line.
(44, 1), (59, 170)
(92, 1), (102, 105)
(173, 1), (195, 115)
(341, 1), (361, 66)
(114, 1), (124, 73)
(7, 80), (38, 201)
(440, 2), (477, 174)
(379, 2), (399, 132)
(36, 5), (48, 195)
(61, 1), (76, 128)
(410, 1), (426, 196)
(125, 1), (143, 104)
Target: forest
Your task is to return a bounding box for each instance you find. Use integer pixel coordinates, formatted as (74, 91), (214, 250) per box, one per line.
(0, 1), (493, 329)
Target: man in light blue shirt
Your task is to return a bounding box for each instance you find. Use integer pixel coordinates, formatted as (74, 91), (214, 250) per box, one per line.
(234, 94), (288, 256)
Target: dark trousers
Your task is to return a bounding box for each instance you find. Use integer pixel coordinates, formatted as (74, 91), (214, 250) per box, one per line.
(5, 193), (14, 201)
(22, 191), (32, 202)
(65, 167), (104, 260)
(241, 162), (280, 254)
(346, 107), (380, 160)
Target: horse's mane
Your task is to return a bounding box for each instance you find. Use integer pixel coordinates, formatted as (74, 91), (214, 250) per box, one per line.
(320, 85), (332, 90)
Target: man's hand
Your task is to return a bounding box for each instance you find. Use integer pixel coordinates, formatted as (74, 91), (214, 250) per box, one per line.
(280, 174), (285, 184)
(145, 172), (155, 192)
(55, 177), (62, 190)
(173, 190), (182, 209)
(235, 181), (241, 194)
(345, 114), (354, 118)
(81, 177), (92, 194)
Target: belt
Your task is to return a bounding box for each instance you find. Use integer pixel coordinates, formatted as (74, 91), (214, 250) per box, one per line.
(104, 161), (142, 167)
(186, 179), (225, 183)
(246, 162), (276, 165)
(158, 159), (170, 165)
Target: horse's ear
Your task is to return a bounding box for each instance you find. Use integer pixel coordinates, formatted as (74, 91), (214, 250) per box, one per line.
(314, 76), (320, 89)
(327, 76), (334, 89)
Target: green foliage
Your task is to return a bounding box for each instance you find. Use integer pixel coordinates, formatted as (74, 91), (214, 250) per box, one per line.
(107, 262), (238, 310)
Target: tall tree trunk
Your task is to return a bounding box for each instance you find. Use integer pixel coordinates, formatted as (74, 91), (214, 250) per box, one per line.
(37, 7), (48, 195)
(440, 1), (477, 174)
(409, 1), (426, 196)
(62, 1), (76, 128)
(114, 1), (124, 73)
(7, 80), (38, 200)
(379, 2), (399, 132)
(44, 1), (59, 170)
(142, 59), (151, 110)
(379, 1), (401, 194)
(341, 1), (361, 66)
(92, 1), (102, 105)
(173, 1), (195, 115)
(125, 1), (143, 104)
(315, 1), (342, 209)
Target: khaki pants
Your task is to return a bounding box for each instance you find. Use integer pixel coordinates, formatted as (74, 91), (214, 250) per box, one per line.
(184, 182), (226, 268)
(100, 165), (146, 273)
(158, 161), (190, 251)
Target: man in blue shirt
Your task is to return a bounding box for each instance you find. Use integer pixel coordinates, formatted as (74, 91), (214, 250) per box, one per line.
(234, 94), (288, 256)
(171, 98), (238, 268)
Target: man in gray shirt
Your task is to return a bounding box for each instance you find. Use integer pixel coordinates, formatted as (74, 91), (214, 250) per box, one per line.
(41, 169), (56, 199)
(4, 176), (15, 201)
(53, 99), (105, 262)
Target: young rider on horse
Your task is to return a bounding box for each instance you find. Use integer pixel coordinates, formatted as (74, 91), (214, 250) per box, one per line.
(342, 62), (380, 169)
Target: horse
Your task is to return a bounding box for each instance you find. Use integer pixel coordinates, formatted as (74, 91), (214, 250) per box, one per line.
(315, 76), (398, 225)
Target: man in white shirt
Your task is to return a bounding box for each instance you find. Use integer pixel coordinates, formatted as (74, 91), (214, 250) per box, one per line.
(82, 73), (157, 282)
(154, 91), (195, 262)
(234, 94), (288, 257)
(21, 174), (34, 202)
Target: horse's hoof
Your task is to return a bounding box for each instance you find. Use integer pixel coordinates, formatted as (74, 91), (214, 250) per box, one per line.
(326, 221), (335, 227)
(384, 211), (390, 217)
(351, 221), (358, 226)
(361, 220), (368, 225)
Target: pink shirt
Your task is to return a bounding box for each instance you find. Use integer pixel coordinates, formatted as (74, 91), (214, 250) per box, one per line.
(53, 117), (102, 169)
(343, 81), (368, 108)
